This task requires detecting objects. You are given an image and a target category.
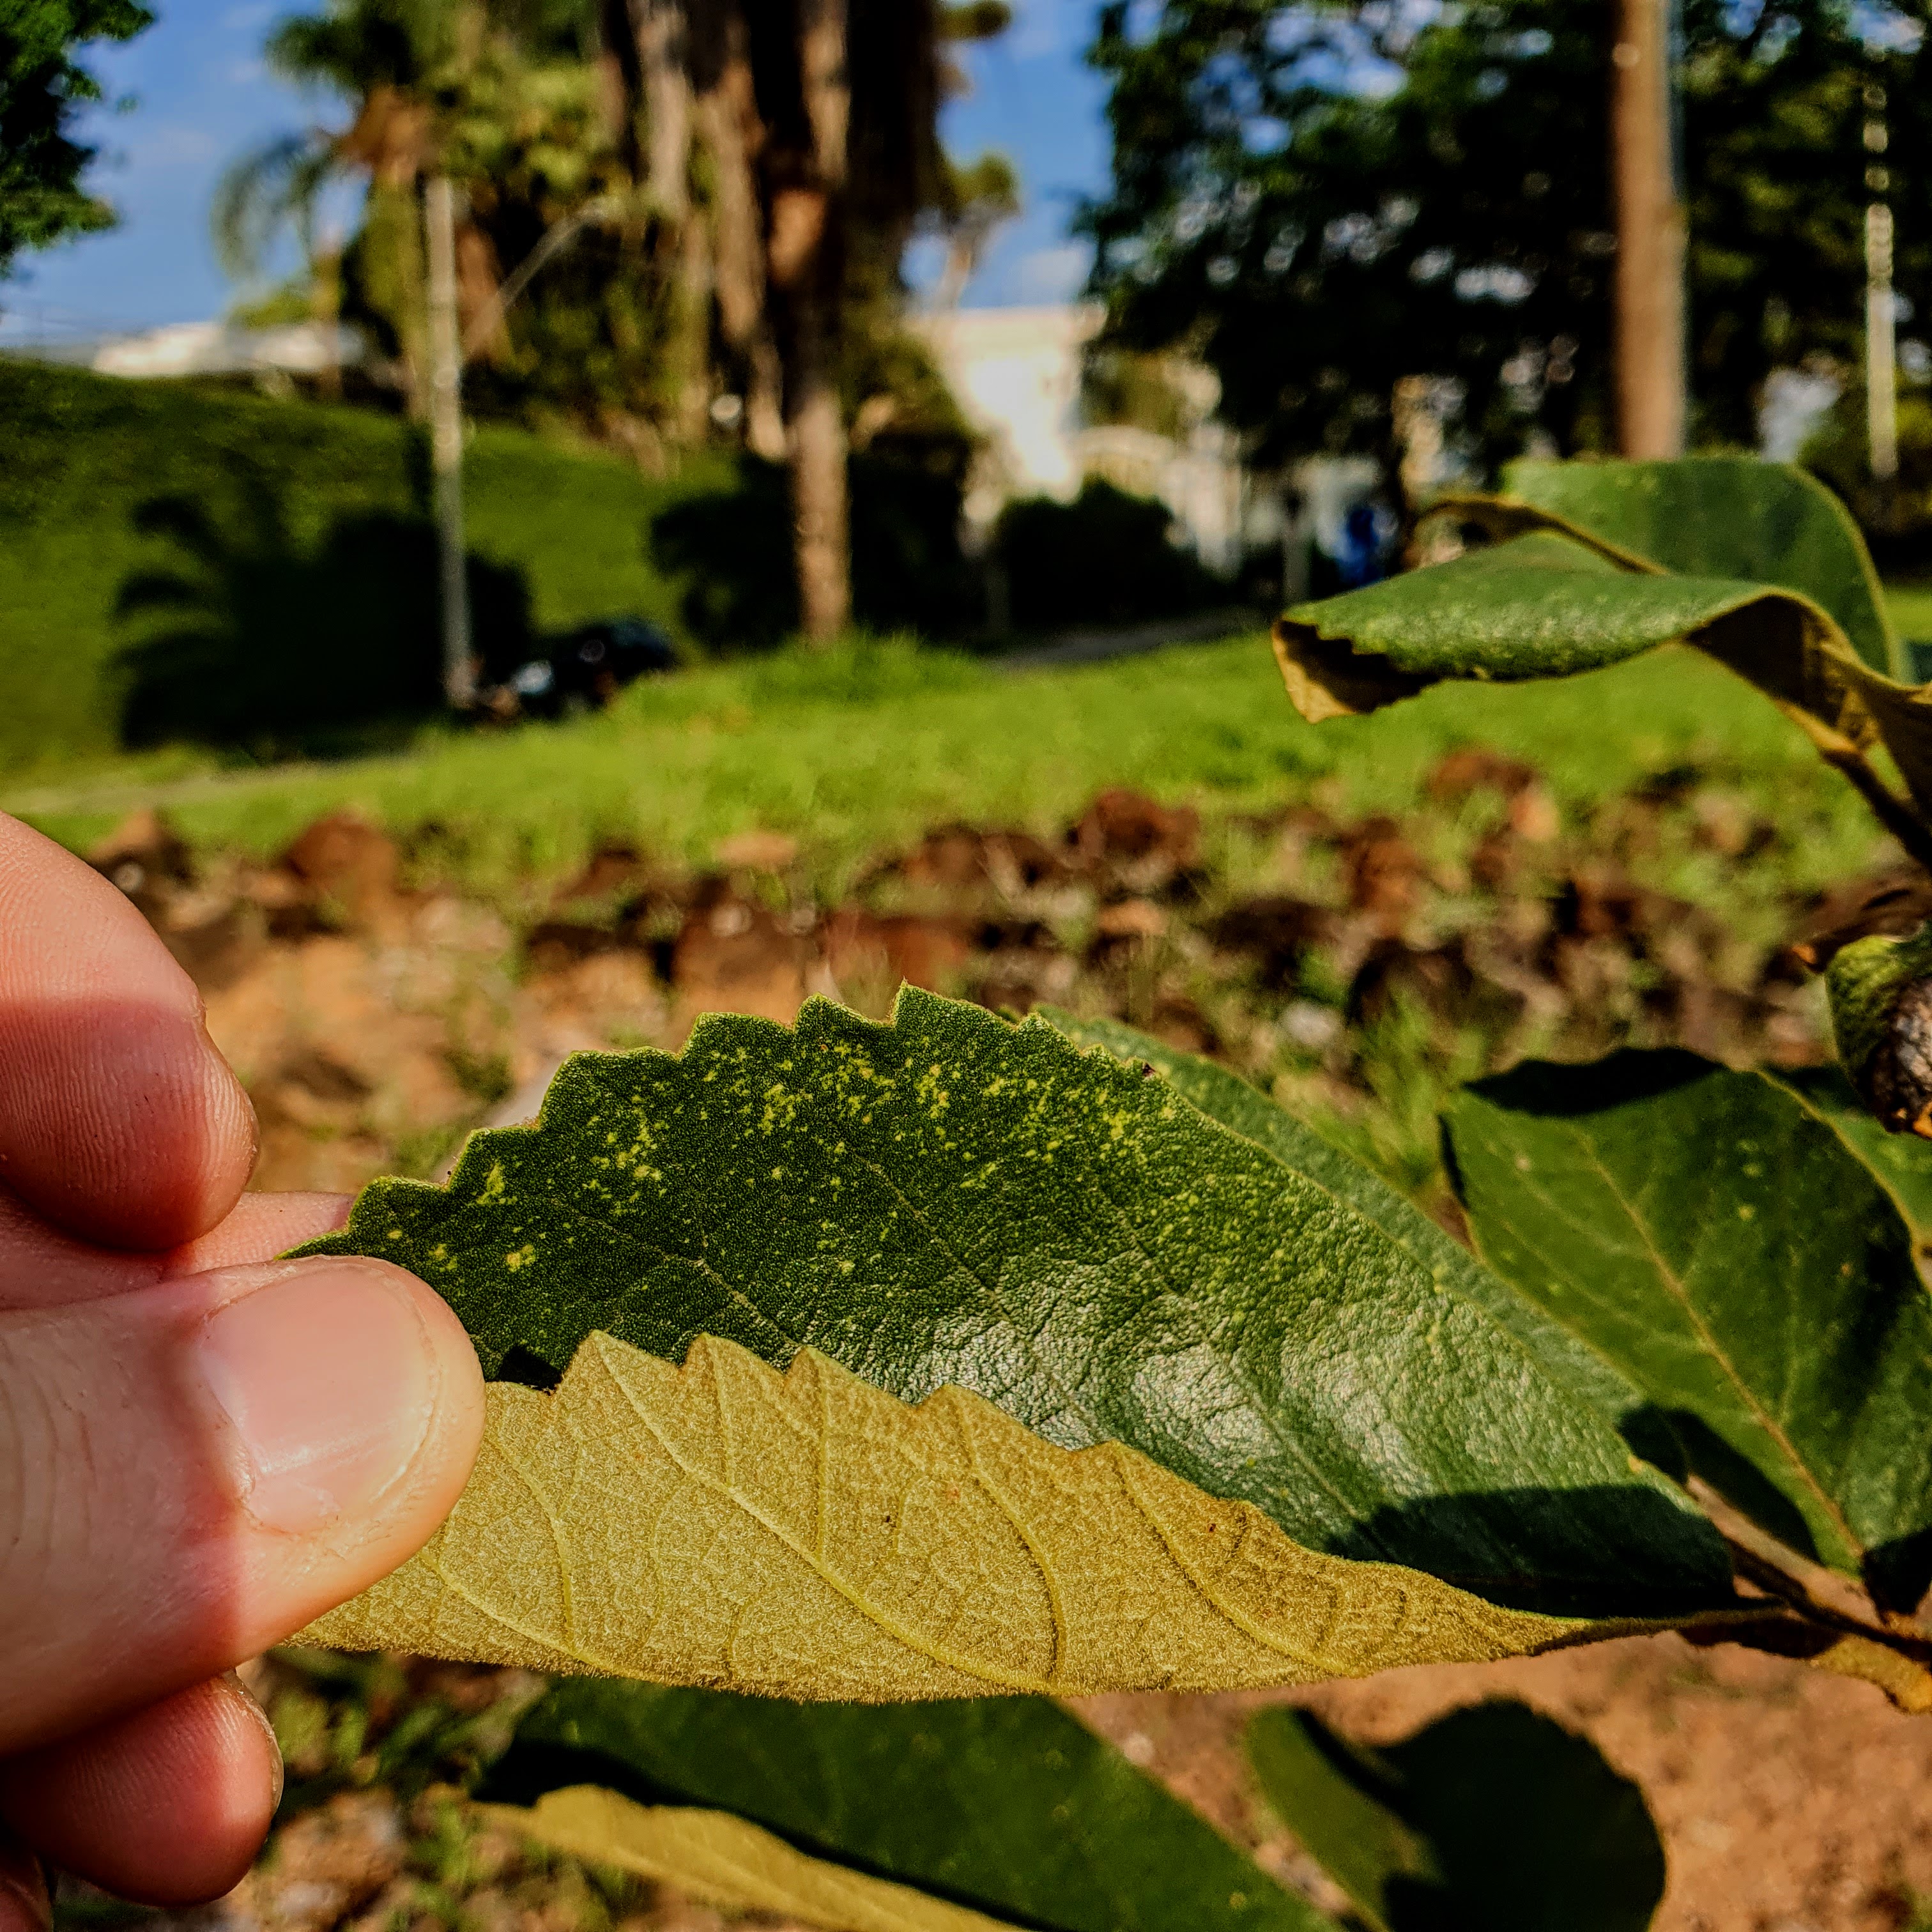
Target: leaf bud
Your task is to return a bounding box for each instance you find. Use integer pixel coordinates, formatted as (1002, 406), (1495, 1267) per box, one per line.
(1827, 921), (1932, 1137)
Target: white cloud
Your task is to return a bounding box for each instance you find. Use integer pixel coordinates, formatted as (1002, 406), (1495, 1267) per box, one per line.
(222, 3), (275, 29)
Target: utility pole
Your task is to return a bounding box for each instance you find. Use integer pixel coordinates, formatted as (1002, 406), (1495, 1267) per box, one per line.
(1611, 0), (1687, 458)
(1865, 84), (1899, 484)
(424, 174), (475, 710)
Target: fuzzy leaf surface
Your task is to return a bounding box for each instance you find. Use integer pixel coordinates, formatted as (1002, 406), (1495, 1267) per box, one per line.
(300, 989), (1730, 1616)
(1245, 1702), (1664, 1932)
(298, 1328), (1611, 1695)
(1445, 1050), (1932, 1608)
(488, 1681), (1331, 1932)
(482, 1791), (1018, 1932)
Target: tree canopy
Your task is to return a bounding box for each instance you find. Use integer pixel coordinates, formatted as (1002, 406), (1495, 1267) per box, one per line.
(1081, 0), (1932, 476)
(1, 0), (153, 283)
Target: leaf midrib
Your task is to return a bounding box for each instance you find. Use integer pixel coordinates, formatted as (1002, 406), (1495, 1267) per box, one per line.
(1515, 1123), (1861, 1567)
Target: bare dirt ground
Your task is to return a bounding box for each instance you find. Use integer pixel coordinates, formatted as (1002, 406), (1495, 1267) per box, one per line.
(68, 772), (1932, 1932)
(1082, 1639), (1932, 1932)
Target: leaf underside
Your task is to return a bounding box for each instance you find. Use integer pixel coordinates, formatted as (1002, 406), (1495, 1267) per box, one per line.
(298, 988), (1729, 1618)
(298, 1328), (1618, 1697)
(1444, 1050), (1932, 1611)
(482, 1790), (1019, 1932)
(489, 1680), (1331, 1932)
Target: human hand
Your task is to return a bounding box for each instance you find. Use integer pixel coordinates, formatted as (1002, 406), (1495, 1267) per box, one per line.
(0, 814), (484, 1921)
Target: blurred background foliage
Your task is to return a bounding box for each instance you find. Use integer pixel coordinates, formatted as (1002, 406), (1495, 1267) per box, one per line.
(1082, 0), (1932, 483)
(0, 0), (154, 273)
(8, 0), (1932, 762)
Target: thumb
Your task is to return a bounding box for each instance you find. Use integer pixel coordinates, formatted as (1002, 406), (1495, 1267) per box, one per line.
(0, 1255), (484, 1755)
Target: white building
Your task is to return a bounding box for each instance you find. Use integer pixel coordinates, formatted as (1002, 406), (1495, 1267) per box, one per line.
(4, 318), (362, 380)
(908, 303), (1259, 578)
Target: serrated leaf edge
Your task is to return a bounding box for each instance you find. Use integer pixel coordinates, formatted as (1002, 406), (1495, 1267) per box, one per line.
(295, 1327), (1729, 1698)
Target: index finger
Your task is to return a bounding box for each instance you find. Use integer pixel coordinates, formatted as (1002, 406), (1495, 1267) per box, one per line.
(0, 813), (256, 1249)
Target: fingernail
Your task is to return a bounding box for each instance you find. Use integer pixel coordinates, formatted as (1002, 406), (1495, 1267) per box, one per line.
(222, 1669), (286, 1814)
(193, 1262), (442, 1535)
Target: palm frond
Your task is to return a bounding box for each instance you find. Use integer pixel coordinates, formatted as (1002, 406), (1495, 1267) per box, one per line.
(211, 130), (338, 279)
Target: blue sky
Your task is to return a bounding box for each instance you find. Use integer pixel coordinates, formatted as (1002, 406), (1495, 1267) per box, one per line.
(0, 0), (1110, 342)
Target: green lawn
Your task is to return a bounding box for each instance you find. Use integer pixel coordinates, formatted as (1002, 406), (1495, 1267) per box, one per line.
(4, 631), (1892, 898)
(1889, 582), (1932, 670)
(3, 366), (1920, 899)
(0, 362), (717, 768)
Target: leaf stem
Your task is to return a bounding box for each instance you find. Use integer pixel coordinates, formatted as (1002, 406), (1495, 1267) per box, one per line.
(1689, 1478), (1926, 1642)
(1812, 740), (1932, 875)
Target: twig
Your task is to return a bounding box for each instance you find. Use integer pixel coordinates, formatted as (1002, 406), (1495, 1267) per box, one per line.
(1689, 1476), (1928, 1642)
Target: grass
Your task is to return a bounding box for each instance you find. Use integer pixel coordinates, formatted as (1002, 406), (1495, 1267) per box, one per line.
(4, 630), (1891, 903)
(0, 362), (719, 768)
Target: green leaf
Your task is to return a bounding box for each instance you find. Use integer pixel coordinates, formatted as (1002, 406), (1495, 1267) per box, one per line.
(1443, 1050), (1932, 1609)
(1274, 533), (1752, 714)
(1768, 1064), (1932, 1252)
(486, 1681), (1335, 1932)
(1038, 1012), (1671, 1437)
(1496, 457), (1898, 677)
(1275, 460), (1932, 822)
(300, 988), (1730, 1617)
(1245, 1701), (1664, 1932)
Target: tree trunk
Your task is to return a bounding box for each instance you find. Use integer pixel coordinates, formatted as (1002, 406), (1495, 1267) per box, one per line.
(424, 175), (475, 710)
(1610, 0), (1686, 457)
(1865, 86), (1899, 484)
(310, 241), (342, 400)
(691, 0), (786, 459)
(779, 0), (852, 643)
(636, 0), (690, 221)
(787, 309), (850, 642)
(627, 0), (712, 444)
(363, 181), (430, 418)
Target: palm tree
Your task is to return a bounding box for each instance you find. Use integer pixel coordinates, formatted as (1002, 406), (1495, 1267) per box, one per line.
(627, 0), (1012, 643)
(213, 2), (444, 411)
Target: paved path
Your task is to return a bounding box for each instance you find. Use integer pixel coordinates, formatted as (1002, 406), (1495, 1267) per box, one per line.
(999, 606), (1259, 669)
